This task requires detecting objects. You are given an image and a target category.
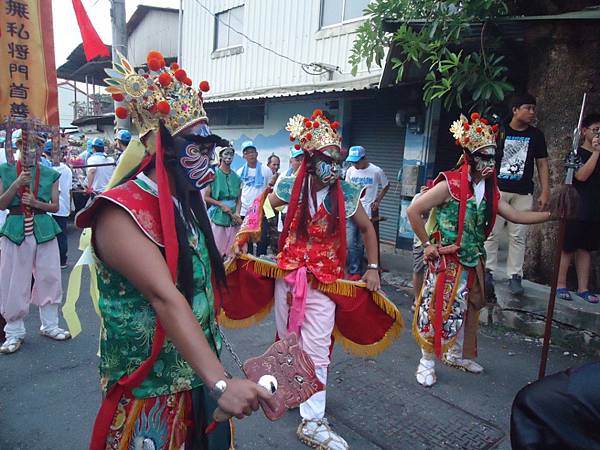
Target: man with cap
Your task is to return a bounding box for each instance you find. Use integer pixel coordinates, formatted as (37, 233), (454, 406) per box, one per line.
(344, 145), (389, 275)
(86, 137), (115, 194)
(50, 142), (73, 269)
(236, 140), (273, 256)
(0, 127), (70, 354)
(286, 146), (304, 176)
(204, 146), (242, 258)
(114, 129), (131, 160)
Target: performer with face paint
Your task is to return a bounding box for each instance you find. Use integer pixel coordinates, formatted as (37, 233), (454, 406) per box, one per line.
(75, 51), (274, 450)
(407, 113), (553, 387)
(218, 110), (404, 450)
(204, 146), (243, 258)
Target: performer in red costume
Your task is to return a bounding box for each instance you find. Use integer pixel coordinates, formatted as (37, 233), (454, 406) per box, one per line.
(219, 110), (403, 450)
(407, 113), (554, 387)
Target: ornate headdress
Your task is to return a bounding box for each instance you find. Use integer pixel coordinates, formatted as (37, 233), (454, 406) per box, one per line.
(104, 51), (211, 137)
(450, 112), (498, 153)
(286, 109), (341, 160)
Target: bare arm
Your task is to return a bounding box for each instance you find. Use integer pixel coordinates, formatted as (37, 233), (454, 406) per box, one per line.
(575, 150), (600, 182)
(203, 184), (220, 207)
(407, 181), (450, 245)
(498, 198), (551, 224)
(23, 180), (59, 213)
(94, 205), (273, 417)
(86, 167), (96, 192)
(0, 170), (31, 210)
(267, 192), (287, 209)
(536, 157), (550, 209)
(352, 202), (381, 291)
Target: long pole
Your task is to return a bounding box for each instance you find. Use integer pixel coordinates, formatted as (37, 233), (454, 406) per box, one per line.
(538, 219), (566, 380)
(110, 0), (129, 130)
(177, 0), (183, 64)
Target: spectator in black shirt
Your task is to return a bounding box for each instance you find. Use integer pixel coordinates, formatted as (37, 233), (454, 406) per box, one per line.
(485, 94), (550, 295)
(556, 113), (600, 304)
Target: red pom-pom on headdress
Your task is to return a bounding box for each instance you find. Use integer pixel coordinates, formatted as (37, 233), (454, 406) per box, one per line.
(158, 73), (172, 87)
(147, 58), (162, 72)
(199, 80), (210, 92)
(331, 121), (340, 129)
(470, 112), (480, 121)
(183, 77), (193, 86)
(157, 100), (171, 115)
(115, 106), (128, 119)
(311, 109), (323, 119)
(112, 93), (124, 102)
(146, 51), (165, 68)
(174, 69), (187, 82)
(294, 144), (301, 150)
(170, 62), (180, 71)
(289, 135), (295, 142)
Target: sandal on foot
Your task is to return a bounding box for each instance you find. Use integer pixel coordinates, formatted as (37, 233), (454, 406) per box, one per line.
(576, 291), (599, 304)
(556, 288), (572, 301)
(40, 327), (71, 341)
(0, 337), (24, 354)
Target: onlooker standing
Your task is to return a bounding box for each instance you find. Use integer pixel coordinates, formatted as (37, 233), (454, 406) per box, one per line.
(114, 129), (131, 161)
(286, 147), (304, 176)
(51, 145), (73, 269)
(204, 147), (242, 259)
(86, 138), (115, 194)
(485, 94), (550, 295)
(344, 145), (389, 275)
(556, 114), (600, 303)
(265, 154), (281, 254)
(237, 140), (273, 256)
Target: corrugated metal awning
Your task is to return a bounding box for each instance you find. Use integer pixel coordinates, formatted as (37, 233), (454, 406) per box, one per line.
(203, 74), (382, 103)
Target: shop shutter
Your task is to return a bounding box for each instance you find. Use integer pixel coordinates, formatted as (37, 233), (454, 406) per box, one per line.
(348, 93), (406, 243)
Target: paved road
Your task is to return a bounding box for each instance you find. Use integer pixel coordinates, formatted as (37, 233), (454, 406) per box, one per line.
(0, 226), (594, 449)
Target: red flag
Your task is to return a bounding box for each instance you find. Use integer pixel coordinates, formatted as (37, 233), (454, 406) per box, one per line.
(72, 0), (110, 61)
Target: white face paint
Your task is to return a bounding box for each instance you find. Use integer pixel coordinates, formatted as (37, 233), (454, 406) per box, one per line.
(220, 149), (234, 165)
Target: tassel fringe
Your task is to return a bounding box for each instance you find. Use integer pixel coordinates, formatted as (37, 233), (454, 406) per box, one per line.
(333, 317), (403, 357)
(218, 301), (274, 329)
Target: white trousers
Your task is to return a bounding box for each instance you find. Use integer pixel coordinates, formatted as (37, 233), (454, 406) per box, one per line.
(274, 278), (335, 420)
(0, 236), (63, 339)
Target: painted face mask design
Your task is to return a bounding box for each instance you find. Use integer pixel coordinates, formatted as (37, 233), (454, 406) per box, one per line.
(315, 158), (340, 185)
(220, 148), (234, 165)
(175, 123), (218, 191)
(473, 147), (496, 178)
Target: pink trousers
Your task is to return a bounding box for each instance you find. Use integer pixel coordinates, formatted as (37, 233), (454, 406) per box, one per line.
(0, 236), (63, 339)
(274, 277), (335, 420)
(211, 223), (239, 258)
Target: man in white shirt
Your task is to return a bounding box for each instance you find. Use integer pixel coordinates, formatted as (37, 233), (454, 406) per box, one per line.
(344, 145), (389, 275)
(51, 146), (73, 268)
(86, 138), (115, 194)
(236, 140), (274, 255)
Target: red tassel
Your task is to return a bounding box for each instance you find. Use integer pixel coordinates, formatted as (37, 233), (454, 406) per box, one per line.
(72, 0), (110, 61)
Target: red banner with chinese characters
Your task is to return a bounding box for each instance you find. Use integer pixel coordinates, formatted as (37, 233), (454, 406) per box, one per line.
(0, 0), (59, 125)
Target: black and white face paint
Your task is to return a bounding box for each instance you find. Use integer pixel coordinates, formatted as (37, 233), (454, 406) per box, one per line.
(220, 148), (234, 166)
(473, 146), (496, 178)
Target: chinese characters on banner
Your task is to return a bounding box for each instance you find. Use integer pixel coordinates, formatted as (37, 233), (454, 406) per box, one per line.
(0, 0), (58, 125)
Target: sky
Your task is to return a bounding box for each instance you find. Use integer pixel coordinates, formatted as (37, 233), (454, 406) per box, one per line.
(51, 0), (180, 68)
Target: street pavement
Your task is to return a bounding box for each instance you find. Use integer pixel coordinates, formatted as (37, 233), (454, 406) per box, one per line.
(0, 226), (595, 450)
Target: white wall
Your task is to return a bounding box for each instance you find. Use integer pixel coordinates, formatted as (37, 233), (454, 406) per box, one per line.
(182, 0), (381, 97)
(127, 10), (179, 67)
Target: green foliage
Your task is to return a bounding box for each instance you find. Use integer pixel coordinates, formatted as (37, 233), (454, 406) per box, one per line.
(349, 0), (514, 113)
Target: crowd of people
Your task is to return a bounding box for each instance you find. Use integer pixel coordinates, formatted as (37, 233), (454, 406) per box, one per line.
(1, 46), (599, 450)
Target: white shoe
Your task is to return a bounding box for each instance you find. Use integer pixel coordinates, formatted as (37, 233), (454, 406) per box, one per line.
(0, 336), (24, 354)
(415, 357), (436, 387)
(443, 354), (484, 373)
(40, 327), (71, 341)
(297, 418), (349, 450)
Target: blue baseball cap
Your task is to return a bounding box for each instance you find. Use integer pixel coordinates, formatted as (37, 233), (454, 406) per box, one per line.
(44, 139), (53, 153)
(290, 147), (303, 158)
(115, 129), (131, 144)
(86, 138), (93, 152)
(241, 140), (256, 152)
(346, 145), (366, 162)
(91, 137), (105, 149)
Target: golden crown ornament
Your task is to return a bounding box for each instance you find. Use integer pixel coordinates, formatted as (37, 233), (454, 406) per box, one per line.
(104, 51), (211, 136)
(450, 112), (499, 153)
(286, 109), (342, 161)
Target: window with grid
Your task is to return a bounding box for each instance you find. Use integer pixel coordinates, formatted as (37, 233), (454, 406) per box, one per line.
(320, 0), (370, 28)
(214, 5), (244, 50)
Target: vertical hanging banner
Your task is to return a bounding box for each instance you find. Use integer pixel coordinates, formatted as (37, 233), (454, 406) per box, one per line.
(0, 0), (59, 125)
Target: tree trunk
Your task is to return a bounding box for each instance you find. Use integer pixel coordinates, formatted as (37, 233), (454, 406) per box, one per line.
(523, 21), (600, 287)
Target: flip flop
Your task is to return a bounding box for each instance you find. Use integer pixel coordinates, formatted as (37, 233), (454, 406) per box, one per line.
(556, 288), (573, 301)
(576, 291), (599, 304)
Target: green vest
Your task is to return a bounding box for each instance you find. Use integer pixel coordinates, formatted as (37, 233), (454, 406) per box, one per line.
(207, 167), (241, 227)
(0, 163), (61, 244)
(434, 196), (488, 267)
(97, 223), (222, 399)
